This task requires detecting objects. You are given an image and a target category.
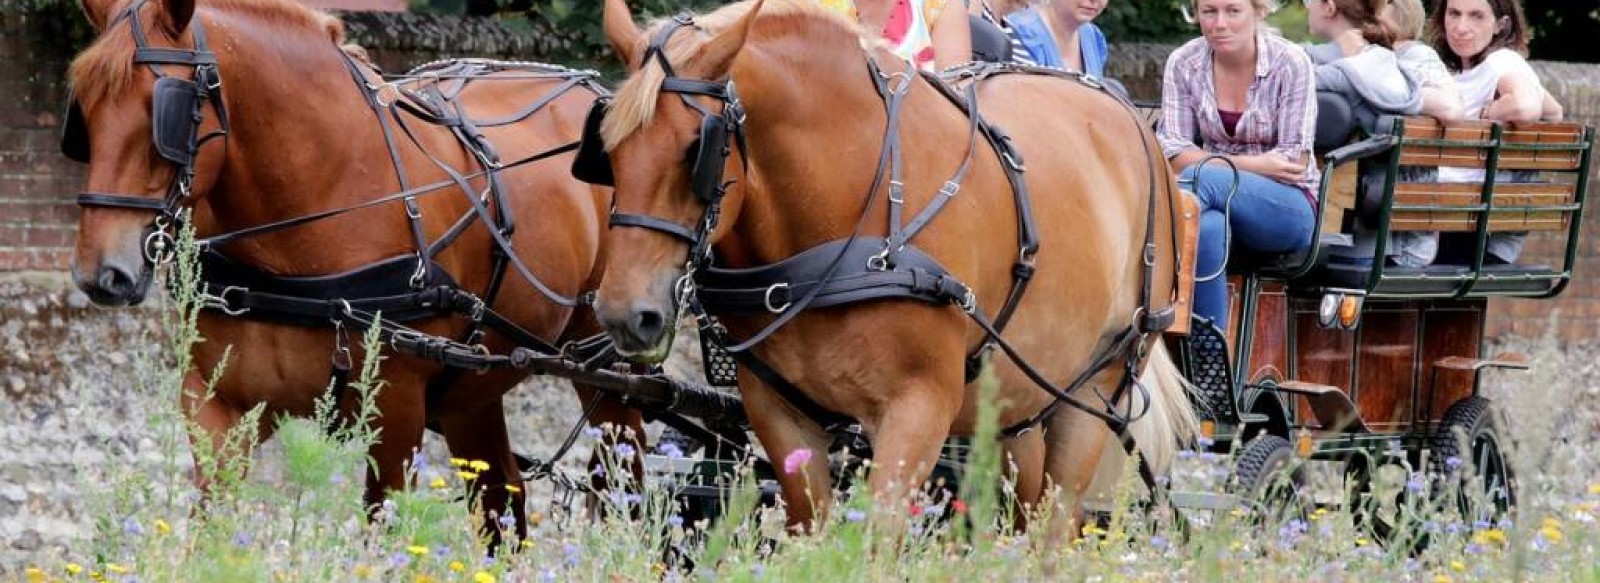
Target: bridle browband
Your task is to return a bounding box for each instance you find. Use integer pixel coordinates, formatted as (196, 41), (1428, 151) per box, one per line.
(67, 0), (229, 264)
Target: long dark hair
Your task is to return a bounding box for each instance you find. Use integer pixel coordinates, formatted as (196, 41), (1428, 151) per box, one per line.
(1428, 0), (1529, 72)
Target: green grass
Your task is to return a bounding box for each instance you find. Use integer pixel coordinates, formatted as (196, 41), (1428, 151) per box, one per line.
(21, 232), (1600, 583)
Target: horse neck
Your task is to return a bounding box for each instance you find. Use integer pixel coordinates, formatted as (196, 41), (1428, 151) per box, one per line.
(199, 13), (418, 270)
(716, 40), (913, 267)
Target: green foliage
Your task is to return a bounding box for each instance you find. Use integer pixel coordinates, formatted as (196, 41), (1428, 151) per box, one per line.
(1097, 0), (1195, 43)
(518, 0), (724, 65)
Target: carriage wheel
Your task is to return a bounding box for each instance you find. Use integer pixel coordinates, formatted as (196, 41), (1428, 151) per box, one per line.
(1430, 397), (1516, 522)
(1231, 435), (1307, 520)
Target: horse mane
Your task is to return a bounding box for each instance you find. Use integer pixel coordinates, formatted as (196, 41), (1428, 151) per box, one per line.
(69, 0), (348, 108)
(600, 0), (863, 149)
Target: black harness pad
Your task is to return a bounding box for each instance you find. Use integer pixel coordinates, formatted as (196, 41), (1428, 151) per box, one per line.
(571, 98), (615, 186)
(150, 76), (201, 166)
(688, 114), (729, 203)
(61, 97), (91, 163)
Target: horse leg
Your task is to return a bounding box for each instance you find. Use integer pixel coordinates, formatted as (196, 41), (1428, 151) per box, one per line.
(437, 398), (527, 548)
(1000, 429), (1046, 531)
(571, 383), (646, 514)
(864, 381), (962, 522)
(1039, 404), (1114, 544)
(179, 370), (274, 499)
(740, 377), (833, 532)
(361, 374), (427, 515)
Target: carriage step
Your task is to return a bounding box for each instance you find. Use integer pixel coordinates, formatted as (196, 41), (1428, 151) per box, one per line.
(1272, 381), (1370, 434)
(1433, 352), (1530, 372)
(1178, 316), (1239, 424)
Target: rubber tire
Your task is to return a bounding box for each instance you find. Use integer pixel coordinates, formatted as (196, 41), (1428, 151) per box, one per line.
(1231, 435), (1307, 520)
(1430, 396), (1516, 520)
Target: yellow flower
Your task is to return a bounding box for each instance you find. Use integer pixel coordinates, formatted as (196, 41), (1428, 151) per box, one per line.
(64, 563), (83, 576)
(449, 561), (466, 573)
(353, 564), (373, 579)
(153, 519), (172, 536)
(528, 511), (543, 526)
(468, 460), (491, 472)
(457, 471), (480, 481)
(450, 458), (470, 468)
(25, 567), (46, 583)
(105, 564), (128, 575)
(90, 571), (104, 582)
(415, 576), (436, 583)
(521, 538), (534, 549)
(1541, 525), (1564, 544)
(1588, 483), (1600, 495)
(1450, 560), (1467, 572)
(1434, 575), (1452, 583)
(1355, 537), (1370, 547)
(1543, 516), (1562, 530)
(1311, 508), (1330, 521)
(473, 572), (496, 583)
(651, 563), (667, 576)
(429, 477), (447, 490)
(1472, 528), (1508, 547)
(406, 545), (429, 556)
(504, 485), (521, 494)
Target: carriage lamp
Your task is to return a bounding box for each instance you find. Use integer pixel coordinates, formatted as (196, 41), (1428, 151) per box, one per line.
(1318, 294), (1341, 328)
(1296, 429), (1314, 459)
(1338, 296), (1362, 329)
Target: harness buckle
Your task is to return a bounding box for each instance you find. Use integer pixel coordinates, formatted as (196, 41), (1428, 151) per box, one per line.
(763, 283), (792, 314)
(201, 285), (249, 316)
(866, 249), (890, 272)
(938, 180), (961, 198)
(1143, 242), (1157, 267)
(959, 289), (977, 313)
(1001, 149), (1027, 172)
(887, 180), (905, 204)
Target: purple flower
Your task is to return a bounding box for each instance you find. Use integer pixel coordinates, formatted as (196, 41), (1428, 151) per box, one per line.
(232, 532), (252, 547)
(1197, 436), (1216, 448)
(668, 515), (684, 528)
(753, 564), (766, 578)
(614, 443), (636, 458)
(436, 545), (452, 557)
(585, 426), (603, 440)
(389, 552), (411, 569)
(563, 543), (581, 567)
(1446, 521), (1464, 534)
(122, 517), (144, 536)
(1406, 475), (1427, 493)
(1177, 450), (1196, 460)
(411, 451), (428, 472)
(541, 569), (559, 582)
(658, 442), (684, 458)
(783, 449), (814, 475)
(1473, 520), (1492, 530)
(844, 509), (866, 522)
(1445, 456), (1464, 470)
(591, 465), (607, 478)
(1150, 535), (1171, 551)
(499, 514), (516, 529)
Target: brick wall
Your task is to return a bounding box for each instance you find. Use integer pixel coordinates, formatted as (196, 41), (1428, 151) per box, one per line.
(5, 15), (1600, 341)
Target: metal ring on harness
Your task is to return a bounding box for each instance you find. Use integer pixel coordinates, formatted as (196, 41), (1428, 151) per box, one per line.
(143, 228), (176, 265)
(763, 283), (791, 314)
(371, 82), (401, 108)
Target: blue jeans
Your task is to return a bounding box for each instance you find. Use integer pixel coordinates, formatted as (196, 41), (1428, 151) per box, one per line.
(1181, 164), (1315, 333)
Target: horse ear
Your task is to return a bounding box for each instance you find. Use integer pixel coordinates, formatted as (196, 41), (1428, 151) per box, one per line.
(159, 0), (194, 37)
(80, 0), (116, 30)
(693, 0), (764, 77)
(603, 0), (644, 68)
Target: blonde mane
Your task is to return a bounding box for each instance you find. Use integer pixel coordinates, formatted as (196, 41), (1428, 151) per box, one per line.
(599, 0), (861, 149)
(69, 0), (345, 109)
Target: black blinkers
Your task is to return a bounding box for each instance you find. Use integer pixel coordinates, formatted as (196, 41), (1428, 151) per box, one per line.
(569, 90), (738, 205)
(61, 77), (205, 166)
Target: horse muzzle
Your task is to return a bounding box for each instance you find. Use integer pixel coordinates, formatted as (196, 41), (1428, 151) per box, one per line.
(601, 299), (678, 364)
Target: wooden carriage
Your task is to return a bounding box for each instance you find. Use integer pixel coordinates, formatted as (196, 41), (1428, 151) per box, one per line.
(1170, 114), (1594, 521)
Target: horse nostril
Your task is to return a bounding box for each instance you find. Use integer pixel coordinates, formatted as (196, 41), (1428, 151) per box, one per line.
(97, 265), (135, 296)
(632, 308), (667, 343)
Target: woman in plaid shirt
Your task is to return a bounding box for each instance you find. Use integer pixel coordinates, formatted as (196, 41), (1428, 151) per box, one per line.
(1156, 0), (1319, 333)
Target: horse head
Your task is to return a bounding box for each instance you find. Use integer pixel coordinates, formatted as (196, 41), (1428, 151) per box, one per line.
(593, 0), (766, 361)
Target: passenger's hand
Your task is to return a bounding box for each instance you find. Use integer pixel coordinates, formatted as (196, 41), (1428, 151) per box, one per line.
(1232, 153), (1305, 184)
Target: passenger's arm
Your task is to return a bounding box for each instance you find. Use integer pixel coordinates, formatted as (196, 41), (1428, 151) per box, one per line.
(1481, 62), (1544, 122)
(931, 0), (973, 70)
(1419, 86), (1465, 122)
(1266, 49), (1318, 185)
(1541, 88), (1564, 121)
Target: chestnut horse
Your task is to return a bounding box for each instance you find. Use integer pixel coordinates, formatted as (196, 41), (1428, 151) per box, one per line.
(65, 0), (639, 538)
(592, 0), (1198, 533)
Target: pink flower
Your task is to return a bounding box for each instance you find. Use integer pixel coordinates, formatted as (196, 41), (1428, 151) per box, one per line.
(783, 448), (813, 475)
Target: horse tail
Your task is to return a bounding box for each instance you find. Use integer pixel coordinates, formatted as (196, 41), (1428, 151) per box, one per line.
(1085, 342), (1199, 503)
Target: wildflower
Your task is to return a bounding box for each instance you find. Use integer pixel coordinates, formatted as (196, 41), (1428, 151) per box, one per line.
(1406, 475), (1427, 493)
(952, 499), (968, 514)
(652, 563), (667, 576)
(668, 515), (685, 528)
(499, 514), (516, 530)
(1540, 525), (1563, 544)
(457, 471), (480, 481)
(1472, 529), (1507, 547)
(449, 561), (467, 573)
(1588, 483), (1600, 496)
(468, 460), (491, 472)
(121, 517), (144, 536)
(504, 484), (521, 494)
(389, 553), (412, 569)
(529, 511), (544, 526)
(563, 543), (582, 567)
(411, 451), (428, 471)
(585, 426), (603, 440)
(1355, 537), (1370, 547)
(153, 519), (171, 536)
(591, 466), (607, 478)
(909, 503), (923, 517)
(435, 545), (451, 557)
(415, 576), (436, 583)
(1197, 435), (1216, 448)
(450, 458), (470, 468)
(353, 564), (373, 578)
(429, 477), (447, 490)
(407, 545), (429, 556)
(1434, 575), (1452, 583)
(658, 442), (684, 458)
(25, 567), (46, 583)
(540, 569), (558, 583)
(65, 563), (83, 576)
(752, 564), (765, 578)
(1449, 560), (1466, 572)
(844, 509), (866, 522)
(614, 443), (636, 458)
(783, 448), (813, 475)
(233, 532), (252, 547)
(473, 572), (496, 583)
(1445, 456), (1464, 471)
(1311, 507), (1330, 521)
(1177, 450), (1195, 460)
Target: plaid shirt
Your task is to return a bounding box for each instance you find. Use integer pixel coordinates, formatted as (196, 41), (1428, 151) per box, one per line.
(1157, 33), (1321, 197)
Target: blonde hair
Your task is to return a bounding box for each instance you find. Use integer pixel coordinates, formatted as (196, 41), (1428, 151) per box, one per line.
(1385, 0), (1426, 41)
(1184, 0), (1282, 23)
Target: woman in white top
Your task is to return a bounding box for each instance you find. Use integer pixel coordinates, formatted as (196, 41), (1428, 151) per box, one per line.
(1428, 0), (1556, 264)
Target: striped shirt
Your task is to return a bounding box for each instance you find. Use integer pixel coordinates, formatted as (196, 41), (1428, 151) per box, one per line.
(977, 1), (1037, 66)
(1156, 33), (1321, 198)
